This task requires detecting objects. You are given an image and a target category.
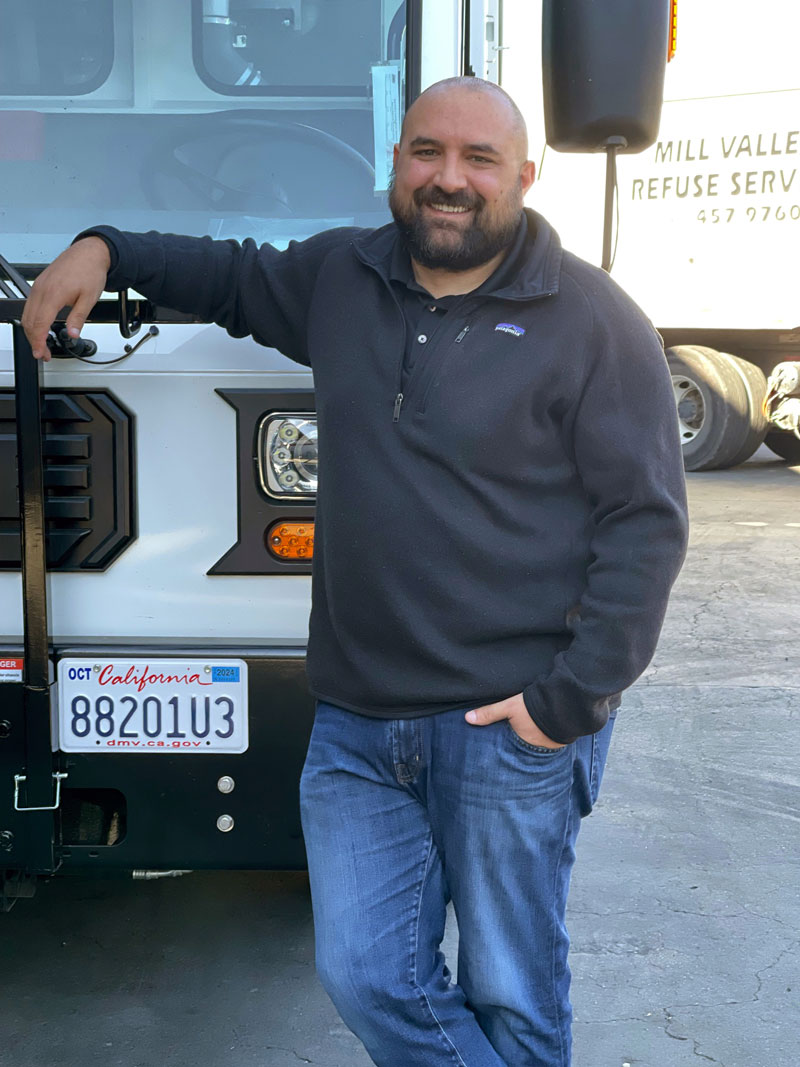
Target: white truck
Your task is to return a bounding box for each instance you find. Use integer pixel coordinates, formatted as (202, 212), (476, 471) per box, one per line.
(503, 0), (800, 470)
(0, 0), (515, 907)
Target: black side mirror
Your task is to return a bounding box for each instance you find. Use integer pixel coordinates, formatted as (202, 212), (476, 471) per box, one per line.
(542, 0), (671, 154)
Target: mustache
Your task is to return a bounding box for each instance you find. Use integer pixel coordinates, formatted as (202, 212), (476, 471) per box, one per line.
(412, 186), (484, 211)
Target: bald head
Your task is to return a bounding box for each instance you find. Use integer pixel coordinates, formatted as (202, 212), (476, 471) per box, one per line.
(400, 77), (529, 164)
(389, 77), (535, 277)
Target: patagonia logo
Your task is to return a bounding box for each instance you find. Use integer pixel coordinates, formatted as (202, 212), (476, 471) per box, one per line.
(494, 322), (525, 337)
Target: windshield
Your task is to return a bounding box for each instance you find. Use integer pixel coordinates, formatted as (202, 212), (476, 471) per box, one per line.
(0, 0), (406, 263)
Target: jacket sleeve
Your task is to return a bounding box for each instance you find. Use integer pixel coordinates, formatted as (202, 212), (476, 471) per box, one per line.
(521, 277), (689, 744)
(74, 225), (359, 366)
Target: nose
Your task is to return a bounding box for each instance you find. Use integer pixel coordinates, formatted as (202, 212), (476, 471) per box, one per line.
(434, 151), (468, 194)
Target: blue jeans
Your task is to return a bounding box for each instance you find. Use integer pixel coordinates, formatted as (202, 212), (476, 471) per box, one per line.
(299, 701), (616, 1067)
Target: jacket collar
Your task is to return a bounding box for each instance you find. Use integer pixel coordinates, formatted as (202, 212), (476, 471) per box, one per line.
(351, 208), (562, 301)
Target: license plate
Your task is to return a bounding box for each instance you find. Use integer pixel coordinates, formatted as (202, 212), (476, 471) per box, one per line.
(57, 658), (248, 754)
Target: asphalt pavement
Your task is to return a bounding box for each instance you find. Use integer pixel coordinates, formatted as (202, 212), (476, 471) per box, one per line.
(2, 445), (798, 1067)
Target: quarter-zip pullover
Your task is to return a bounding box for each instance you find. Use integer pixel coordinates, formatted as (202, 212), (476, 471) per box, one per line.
(78, 209), (688, 743)
(391, 214), (529, 385)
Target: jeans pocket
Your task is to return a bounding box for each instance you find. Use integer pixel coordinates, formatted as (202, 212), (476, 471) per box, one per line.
(504, 721), (569, 757)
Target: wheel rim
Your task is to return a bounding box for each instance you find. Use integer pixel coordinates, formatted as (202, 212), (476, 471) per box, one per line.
(672, 374), (706, 442)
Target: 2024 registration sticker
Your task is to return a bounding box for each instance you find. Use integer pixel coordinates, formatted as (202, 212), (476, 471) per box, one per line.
(57, 658), (249, 754)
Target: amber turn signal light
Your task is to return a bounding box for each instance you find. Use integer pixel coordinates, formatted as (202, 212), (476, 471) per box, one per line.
(266, 521), (315, 561)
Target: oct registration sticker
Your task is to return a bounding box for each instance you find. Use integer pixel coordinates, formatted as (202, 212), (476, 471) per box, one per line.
(57, 659), (248, 754)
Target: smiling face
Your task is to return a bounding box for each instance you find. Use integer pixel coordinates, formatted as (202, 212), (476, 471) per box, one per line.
(389, 82), (535, 272)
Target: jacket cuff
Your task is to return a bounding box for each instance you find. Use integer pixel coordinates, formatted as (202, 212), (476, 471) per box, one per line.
(72, 227), (121, 276)
(521, 676), (619, 745)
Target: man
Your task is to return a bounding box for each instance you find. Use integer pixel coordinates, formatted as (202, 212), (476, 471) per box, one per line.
(23, 78), (688, 1066)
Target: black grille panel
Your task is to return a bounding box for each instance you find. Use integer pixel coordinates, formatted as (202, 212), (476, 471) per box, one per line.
(0, 389), (135, 570)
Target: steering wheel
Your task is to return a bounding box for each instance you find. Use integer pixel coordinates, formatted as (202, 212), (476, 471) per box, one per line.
(142, 112), (376, 218)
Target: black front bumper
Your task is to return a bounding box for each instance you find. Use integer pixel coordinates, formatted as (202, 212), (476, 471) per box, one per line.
(1, 649), (315, 875)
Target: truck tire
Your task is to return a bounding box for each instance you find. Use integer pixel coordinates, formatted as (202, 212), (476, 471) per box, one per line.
(666, 345), (751, 471)
(714, 352), (768, 466)
(765, 431), (800, 466)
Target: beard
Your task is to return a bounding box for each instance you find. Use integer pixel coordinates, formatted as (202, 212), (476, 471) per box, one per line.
(388, 177), (522, 271)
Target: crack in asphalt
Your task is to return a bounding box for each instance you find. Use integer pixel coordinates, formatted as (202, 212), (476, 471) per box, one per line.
(752, 938), (800, 1003)
(263, 1047), (314, 1064)
(685, 581), (732, 643)
(661, 1009), (726, 1066)
(573, 1015), (652, 1025)
(691, 1036), (724, 1064)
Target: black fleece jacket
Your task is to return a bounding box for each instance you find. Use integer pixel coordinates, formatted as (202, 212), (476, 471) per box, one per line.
(79, 209), (689, 743)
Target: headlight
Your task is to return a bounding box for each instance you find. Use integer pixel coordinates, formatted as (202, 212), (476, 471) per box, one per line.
(257, 413), (317, 499)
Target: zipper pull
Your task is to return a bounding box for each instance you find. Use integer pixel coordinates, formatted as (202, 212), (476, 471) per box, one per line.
(455, 325), (471, 343)
(393, 392), (404, 422)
